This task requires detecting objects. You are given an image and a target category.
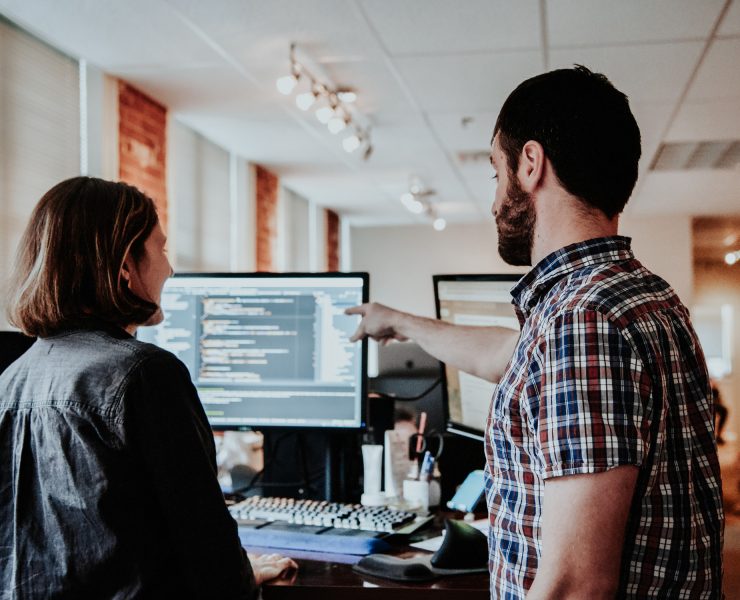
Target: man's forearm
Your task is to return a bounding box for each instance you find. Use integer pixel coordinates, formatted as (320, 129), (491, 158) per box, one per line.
(393, 312), (519, 383)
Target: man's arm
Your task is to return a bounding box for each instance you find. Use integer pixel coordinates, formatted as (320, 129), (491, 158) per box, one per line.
(346, 302), (519, 383)
(527, 466), (638, 599)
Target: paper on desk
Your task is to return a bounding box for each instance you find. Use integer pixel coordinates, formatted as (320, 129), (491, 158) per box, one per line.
(409, 519), (489, 552)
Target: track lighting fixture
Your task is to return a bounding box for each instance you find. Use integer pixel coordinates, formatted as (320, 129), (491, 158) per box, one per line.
(277, 43), (372, 159)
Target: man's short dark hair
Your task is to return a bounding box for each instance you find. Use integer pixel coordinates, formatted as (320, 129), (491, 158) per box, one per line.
(7, 176), (160, 337)
(493, 65), (641, 219)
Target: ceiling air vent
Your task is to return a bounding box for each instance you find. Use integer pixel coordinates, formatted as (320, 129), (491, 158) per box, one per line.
(651, 140), (740, 171)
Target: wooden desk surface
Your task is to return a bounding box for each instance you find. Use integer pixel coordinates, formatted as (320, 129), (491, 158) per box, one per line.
(256, 546), (490, 599)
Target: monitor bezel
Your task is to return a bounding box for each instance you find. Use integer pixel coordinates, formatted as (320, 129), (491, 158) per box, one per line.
(153, 271), (369, 432)
(433, 273), (522, 442)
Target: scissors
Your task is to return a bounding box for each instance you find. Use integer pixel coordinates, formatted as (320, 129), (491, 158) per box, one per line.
(408, 431), (444, 461)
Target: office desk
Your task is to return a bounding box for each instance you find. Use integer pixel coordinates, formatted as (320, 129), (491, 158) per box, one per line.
(254, 546), (490, 599)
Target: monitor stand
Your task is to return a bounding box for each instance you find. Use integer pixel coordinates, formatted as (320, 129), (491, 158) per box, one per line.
(260, 430), (361, 503)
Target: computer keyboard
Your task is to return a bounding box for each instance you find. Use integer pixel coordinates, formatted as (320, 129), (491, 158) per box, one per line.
(229, 496), (433, 555)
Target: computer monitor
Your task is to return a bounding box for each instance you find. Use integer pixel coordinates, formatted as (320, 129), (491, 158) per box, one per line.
(138, 272), (368, 430)
(433, 274), (522, 441)
(0, 331), (36, 375)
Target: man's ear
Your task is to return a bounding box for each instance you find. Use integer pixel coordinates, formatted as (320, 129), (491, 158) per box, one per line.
(517, 140), (545, 193)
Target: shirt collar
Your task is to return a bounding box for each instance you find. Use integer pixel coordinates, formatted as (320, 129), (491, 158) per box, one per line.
(511, 235), (634, 314)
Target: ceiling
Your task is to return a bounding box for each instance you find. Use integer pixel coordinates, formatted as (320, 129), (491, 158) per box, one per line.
(1, 0), (738, 227)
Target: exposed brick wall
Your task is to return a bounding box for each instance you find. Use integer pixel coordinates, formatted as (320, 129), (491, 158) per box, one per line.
(255, 165), (279, 271)
(118, 81), (168, 229)
(325, 209), (340, 272)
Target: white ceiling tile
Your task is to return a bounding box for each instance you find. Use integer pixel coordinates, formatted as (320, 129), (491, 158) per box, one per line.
(718, 0), (740, 36)
(549, 42), (704, 103)
(166, 0), (382, 58)
(667, 99), (740, 141)
(358, 0), (541, 55)
(630, 170), (740, 216)
(629, 102), (675, 171)
(116, 66), (274, 115)
(426, 112), (499, 153)
(394, 51), (543, 113)
(686, 39), (740, 101)
(0, 0), (219, 67)
(175, 115), (337, 168)
(547, 0), (724, 47)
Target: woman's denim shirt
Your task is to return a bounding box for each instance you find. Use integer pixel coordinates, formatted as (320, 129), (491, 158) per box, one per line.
(0, 324), (256, 599)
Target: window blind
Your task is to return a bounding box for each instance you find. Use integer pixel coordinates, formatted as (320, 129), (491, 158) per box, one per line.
(0, 19), (80, 326)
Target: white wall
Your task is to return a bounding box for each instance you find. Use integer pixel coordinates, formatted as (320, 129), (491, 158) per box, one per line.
(279, 187), (310, 272)
(694, 264), (740, 440)
(350, 221), (524, 316)
(350, 214), (693, 318)
(169, 120), (256, 272)
(620, 214), (693, 306)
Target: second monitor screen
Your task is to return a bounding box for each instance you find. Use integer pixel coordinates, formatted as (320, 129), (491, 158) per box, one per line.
(435, 276), (521, 440)
(138, 274), (367, 429)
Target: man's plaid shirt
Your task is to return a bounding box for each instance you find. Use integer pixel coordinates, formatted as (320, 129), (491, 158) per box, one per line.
(484, 236), (723, 599)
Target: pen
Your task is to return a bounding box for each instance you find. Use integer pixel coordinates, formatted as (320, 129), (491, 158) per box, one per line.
(419, 450), (434, 481)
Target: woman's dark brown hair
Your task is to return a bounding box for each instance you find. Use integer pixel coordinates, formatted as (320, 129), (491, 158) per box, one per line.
(7, 176), (160, 337)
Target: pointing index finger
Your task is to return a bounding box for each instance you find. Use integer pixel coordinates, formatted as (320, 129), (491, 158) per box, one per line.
(344, 304), (367, 316)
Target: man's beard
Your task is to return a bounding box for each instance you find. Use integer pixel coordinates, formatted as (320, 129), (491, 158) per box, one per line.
(495, 175), (536, 266)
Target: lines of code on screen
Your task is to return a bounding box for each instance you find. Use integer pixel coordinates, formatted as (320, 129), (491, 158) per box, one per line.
(138, 276), (364, 428)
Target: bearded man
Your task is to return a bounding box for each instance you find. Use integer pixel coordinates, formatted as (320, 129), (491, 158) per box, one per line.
(347, 66), (723, 599)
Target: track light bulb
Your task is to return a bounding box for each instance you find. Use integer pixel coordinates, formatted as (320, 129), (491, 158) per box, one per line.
(726, 251), (739, 266)
(400, 193), (424, 214)
(337, 90), (357, 103)
(343, 134), (361, 153)
(408, 200), (424, 214)
(328, 116), (347, 134)
(276, 74), (298, 95)
(315, 106), (334, 124)
(296, 91), (316, 111)
(433, 218), (447, 231)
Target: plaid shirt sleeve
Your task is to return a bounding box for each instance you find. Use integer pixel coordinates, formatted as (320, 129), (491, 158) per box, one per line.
(529, 308), (653, 479)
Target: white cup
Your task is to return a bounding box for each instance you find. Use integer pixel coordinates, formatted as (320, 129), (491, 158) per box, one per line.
(403, 479), (430, 511)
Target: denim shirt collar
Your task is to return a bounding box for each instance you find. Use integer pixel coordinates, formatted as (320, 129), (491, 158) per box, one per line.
(43, 317), (133, 341)
(511, 235), (634, 316)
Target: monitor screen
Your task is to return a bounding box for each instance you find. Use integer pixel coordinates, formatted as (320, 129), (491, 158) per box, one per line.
(433, 274), (522, 441)
(138, 273), (368, 430)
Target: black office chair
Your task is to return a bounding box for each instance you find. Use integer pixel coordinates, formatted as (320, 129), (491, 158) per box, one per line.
(0, 331), (36, 375)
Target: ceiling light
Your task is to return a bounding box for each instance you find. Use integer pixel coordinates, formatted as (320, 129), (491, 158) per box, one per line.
(343, 134), (361, 153)
(400, 192), (424, 214)
(725, 251), (739, 266)
(279, 43), (372, 159)
(337, 89), (357, 103)
(408, 200), (424, 214)
(433, 218), (447, 231)
(276, 74), (299, 95)
(328, 116), (347, 134)
(296, 91), (317, 111)
(315, 106), (334, 124)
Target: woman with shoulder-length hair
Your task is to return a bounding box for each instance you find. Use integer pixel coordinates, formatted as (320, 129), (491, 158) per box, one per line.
(0, 176), (295, 599)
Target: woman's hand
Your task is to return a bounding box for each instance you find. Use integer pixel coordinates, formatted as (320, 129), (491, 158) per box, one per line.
(250, 553), (298, 585)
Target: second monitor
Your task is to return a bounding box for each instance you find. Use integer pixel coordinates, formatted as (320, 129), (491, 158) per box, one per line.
(434, 274), (522, 441)
(138, 272), (368, 430)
